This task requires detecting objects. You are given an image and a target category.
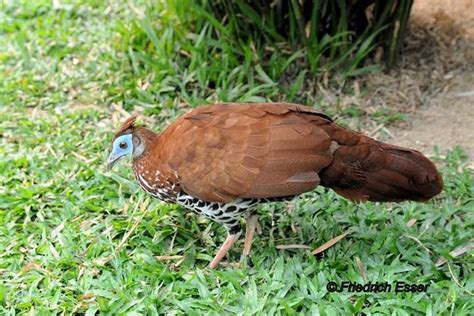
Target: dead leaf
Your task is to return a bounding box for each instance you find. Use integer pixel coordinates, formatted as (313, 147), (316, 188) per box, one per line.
(406, 218), (417, 227)
(353, 80), (360, 97)
(312, 232), (350, 255)
(80, 293), (94, 301)
(49, 243), (60, 259)
(276, 244), (311, 250)
(51, 222), (65, 238)
(435, 241), (473, 267)
(305, 22), (311, 38)
(218, 262), (241, 268)
(355, 256), (368, 283)
(403, 234), (432, 254)
(156, 255), (184, 261)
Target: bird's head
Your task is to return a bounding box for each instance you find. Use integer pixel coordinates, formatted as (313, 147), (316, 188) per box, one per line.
(107, 116), (147, 170)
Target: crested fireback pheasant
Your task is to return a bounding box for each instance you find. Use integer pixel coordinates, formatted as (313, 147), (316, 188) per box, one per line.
(107, 103), (443, 268)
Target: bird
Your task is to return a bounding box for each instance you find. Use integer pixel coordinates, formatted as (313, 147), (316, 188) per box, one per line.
(107, 103), (443, 268)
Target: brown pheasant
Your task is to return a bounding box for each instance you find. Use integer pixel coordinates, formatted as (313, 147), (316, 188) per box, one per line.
(107, 103), (443, 268)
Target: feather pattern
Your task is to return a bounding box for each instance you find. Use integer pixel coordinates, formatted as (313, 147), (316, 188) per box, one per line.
(110, 102), (444, 268)
(115, 103), (443, 204)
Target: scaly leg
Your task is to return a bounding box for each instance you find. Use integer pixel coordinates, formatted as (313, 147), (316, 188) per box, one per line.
(209, 231), (242, 269)
(243, 214), (259, 257)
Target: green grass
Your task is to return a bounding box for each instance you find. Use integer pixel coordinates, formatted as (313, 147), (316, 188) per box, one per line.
(1, 1), (473, 314)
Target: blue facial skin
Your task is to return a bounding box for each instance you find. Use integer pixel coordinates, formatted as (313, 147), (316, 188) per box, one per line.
(107, 134), (133, 170)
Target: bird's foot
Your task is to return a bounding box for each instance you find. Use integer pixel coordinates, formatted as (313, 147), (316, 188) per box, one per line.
(238, 214), (260, 267)
(208, 231), (242, 269)
(243, 214), (259, 256)
(208, 214), (260, 269)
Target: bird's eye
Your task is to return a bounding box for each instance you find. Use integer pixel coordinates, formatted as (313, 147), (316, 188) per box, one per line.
(119, 141), (127, 149)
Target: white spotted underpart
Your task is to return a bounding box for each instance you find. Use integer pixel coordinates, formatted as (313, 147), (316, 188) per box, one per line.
(176, 193), (259, 233)
(133, 161), (295, 233)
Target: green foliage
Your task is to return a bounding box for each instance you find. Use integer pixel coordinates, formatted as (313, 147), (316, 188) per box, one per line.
(205, 0), (413, 69)
(0, 1), (472, 315)
(106, 0), (412, 110)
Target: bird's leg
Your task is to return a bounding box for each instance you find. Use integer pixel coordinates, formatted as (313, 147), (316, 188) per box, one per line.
(243, 213), (259, 257)
(209, 230), (242, 269)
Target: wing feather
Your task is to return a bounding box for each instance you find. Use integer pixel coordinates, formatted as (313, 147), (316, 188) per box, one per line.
(160, 103), (334, 203)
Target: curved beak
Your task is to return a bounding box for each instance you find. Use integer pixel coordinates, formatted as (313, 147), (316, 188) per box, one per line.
(106, 152), (126, 171)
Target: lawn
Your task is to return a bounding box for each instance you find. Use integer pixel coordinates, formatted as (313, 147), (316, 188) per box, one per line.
(0, 1), (473, 315)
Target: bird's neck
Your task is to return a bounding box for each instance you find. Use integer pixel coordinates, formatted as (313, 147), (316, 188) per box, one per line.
(131, 127), (180, 199)
(132, 127), (174, 172)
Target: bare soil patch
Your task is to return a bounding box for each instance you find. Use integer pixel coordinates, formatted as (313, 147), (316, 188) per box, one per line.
(363, 3), (474, 161)
(388, 2), (474, 161)
(392, 72), (474, 160)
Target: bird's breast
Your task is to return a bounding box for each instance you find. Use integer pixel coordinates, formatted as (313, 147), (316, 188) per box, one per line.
(132, 161), (178, 203)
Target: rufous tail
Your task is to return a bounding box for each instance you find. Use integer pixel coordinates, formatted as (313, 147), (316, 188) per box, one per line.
(319, 124), (443, 202)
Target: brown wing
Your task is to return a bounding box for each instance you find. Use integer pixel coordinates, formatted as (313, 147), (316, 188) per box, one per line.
(158, 103), (335, 203)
